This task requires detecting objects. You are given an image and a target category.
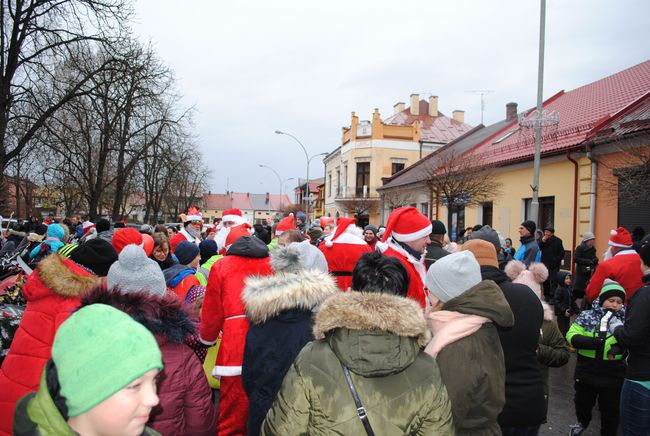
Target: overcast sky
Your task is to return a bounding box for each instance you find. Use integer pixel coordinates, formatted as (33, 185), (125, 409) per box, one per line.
(132, 0), (649, 195)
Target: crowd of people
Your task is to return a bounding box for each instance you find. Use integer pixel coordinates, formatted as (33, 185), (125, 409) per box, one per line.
(0, 206), (648, 436)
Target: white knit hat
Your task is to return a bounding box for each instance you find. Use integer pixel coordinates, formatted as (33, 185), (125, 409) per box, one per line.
(425, 251), (482, 303)
(107, 245), (167, 296)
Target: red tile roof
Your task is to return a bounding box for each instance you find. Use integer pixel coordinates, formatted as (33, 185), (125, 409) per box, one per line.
(587, 91), (650, 142)
(230, 192), (254, 210)
(466, 60), (650, 165)
(202, 193), (232, 209)
(383, 99), (474, 143)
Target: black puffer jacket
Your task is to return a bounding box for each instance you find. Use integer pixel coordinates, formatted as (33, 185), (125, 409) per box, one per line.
(614, 274), (650, 381)
(573, 242), (598, 294)
(480, 266), (546, 428)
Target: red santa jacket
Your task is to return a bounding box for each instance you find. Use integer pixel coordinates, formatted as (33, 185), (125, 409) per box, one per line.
(382, 241), (428, 309)
(200, 236), (272, 377)
(0, 255), (98, 436)
(320, 232), (372, 291)
(586, 249), (644, 303)
(170, 227), (201, 252)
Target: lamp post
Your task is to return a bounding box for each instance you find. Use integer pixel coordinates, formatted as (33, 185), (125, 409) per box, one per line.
(259, 164), (284, 214)
(280, 177), (294, 209)
(275, 129), (327, 223)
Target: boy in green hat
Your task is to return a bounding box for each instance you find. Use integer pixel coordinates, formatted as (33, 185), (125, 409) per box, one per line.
(566, 279), (626, 436)
(13, 304), (163, 436)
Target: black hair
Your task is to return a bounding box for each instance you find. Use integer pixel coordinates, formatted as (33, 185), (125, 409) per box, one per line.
(351, 252), (409, 297)
(472, 224), (483, 232)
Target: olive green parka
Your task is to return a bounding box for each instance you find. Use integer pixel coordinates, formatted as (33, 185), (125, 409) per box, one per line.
(261, 291), (454, 435)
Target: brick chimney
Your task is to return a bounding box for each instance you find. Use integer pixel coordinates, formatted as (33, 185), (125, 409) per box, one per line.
(393, 101), (405, 114)
(506, 102), (518, 121)
(410, 94), (419, 116)
(428, 95), (439, 116)
(452, 110), (465, 123)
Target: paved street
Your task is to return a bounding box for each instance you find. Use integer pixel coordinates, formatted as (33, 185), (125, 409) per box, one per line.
(543, 353), (605, 436)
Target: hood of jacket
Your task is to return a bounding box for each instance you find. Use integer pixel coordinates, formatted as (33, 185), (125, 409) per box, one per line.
(227, 235), (269, 258)
(313, 291), (430, 377)
(441, 280), (515, 328)
(79, 286), (195, 343)
(556, 270), (571, 288)
(243, 269), (338, 324)
(480, 265), (509, 284)
(163, 263), (195, 287)
(23, 254), (100, 301)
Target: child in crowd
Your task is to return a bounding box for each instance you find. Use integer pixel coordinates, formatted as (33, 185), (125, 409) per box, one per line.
(503, 238), (515, 258)
(554, 270), (579, 337)
(566, 279), (626, 436)
(13, 304), (163, 435)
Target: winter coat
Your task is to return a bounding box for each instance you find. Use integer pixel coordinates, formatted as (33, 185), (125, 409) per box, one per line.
(383, 241), (428, 308)
(242, 265), (338, 436)
(573, 241), (598, 294)
(170, 227), (201, 252)
(200, 236), (272, 377)
(567, 300), (625, 387)
(13, 361), (160, 436)
(540, 235), (564, 271)
(79, 287), (217, 436)
(261, 291), (454, 435)
(0, 254), (99, 436)
(195, 254), (222, 286)
(164, 263), (201, 301)
(538, 320), (570, 421)
(431, 280), (514, 435)
(479, 266), (546, 428)
(319, 231), (373, 291)
(514, 235), (541, 267)
(554, 270), (578, 317)
(424, 239), (450, 269)
(614, 274), (650, 381)
(586, 249), (644, 303)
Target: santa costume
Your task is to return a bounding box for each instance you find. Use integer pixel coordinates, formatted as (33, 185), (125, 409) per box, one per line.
(319, 217), (372, 291)
(170, 207), (203, 252)
(380, 207), (432, 309)
(267, 214), (297, 253)
(200, 224), (272, 435)
(586, 227), (643, 303)
(214, 208), (247, 252)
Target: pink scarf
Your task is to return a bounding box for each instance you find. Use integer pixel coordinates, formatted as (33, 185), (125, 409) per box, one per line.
(424, 310), (491, 358)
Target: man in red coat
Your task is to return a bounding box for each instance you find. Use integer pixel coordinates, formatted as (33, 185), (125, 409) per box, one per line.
(586, 227), (644, 303)
(319, 217), (372, 291)
(170, 206), (203, 252)
(380, 207), (432, 309)
(199, 224), (272, 435)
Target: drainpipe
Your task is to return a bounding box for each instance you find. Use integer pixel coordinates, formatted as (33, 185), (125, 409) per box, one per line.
(566, 151), (579, 276)
(585, 144), (597, 234)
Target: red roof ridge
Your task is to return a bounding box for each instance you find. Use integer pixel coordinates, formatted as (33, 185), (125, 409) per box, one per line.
(585, 90), (650, 140)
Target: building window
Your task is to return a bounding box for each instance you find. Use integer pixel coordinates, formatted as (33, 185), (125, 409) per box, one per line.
(481, 202), (493, 227)
(328, 174), (332, 198)
(356, 162), (370, 196)
(336, 170), (341, 196)
(524, 196), (554, 229)
(392, 162), (405, 175)
(420, 202), (429, 217)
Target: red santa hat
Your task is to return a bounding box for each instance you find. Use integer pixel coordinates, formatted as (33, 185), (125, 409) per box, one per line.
(319, 217), (334, 228)
(225, 223), (252, 248)
(82, 221), (96, 235)
(184, 206), (203, 222)
(221, 208), (243, 224)
(382, 207), (432, 243)
(608, 227), (633, 248)
(324, 217), (365, 248)
(275, 214), (296, 236)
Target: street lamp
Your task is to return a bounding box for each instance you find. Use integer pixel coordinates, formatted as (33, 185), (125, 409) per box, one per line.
(275, 129), (327, 222)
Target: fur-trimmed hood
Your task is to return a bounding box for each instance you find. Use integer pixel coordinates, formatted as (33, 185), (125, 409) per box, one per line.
(24, 254), (100, 300)
(243, 270), (338, 324)
(80, 286), (195, 343)
(314, 291), (431, 347)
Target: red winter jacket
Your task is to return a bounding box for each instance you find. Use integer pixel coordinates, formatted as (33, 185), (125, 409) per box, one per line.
(80, 286), (217, 436)
(0, 254), (99, 436)
(200, 236), (272, 376)
(383, 242), (428, 309)
(319, 232), (372, 291)
(586, 249), (644, 303)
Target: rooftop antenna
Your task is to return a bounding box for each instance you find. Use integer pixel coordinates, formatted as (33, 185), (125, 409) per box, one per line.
(465, 90), (495, 125)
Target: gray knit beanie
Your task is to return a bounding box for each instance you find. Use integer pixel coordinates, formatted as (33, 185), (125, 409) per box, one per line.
(107, 244), (167, 296)
(425, 251), (482, 303)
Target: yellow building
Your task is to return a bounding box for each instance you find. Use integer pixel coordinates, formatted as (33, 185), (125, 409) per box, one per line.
(379, 61), (650, 268)
(324, 93), (472, 225)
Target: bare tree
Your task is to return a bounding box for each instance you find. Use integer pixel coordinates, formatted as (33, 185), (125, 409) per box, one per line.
(595, 138), (650, 206)
(425, 148), (502, 234)
(0, 0), (130, 212)
(381, 189), (415, 212)
(336, 195), (381, 220)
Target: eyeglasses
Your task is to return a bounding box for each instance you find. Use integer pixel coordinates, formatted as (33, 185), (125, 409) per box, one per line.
(191, 220), (203, 224)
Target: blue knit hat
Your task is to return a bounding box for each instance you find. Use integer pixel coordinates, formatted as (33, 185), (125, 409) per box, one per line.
(175, 240), (200, 265)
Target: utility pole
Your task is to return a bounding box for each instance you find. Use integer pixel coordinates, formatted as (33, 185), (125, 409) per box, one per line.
(530, 0), (547, 224)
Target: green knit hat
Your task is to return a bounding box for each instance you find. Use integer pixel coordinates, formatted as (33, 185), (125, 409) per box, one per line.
(599, 279), (626, 305)
(52, 304), (163, 417)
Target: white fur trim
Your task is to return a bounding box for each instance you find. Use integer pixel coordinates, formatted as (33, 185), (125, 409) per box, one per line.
(608, 241), (633, 248)
(199, 336), (217, 346)
(391, 224), (433, 243)
(323, 229), (367, 247)
(386, 239), (429, 307)
(222, 214), (245, 224)
(179, 227), (199, 244)
(214, 365), (242, 376)
(614, 249), (638, 256)
(186, 214), (202, 221)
